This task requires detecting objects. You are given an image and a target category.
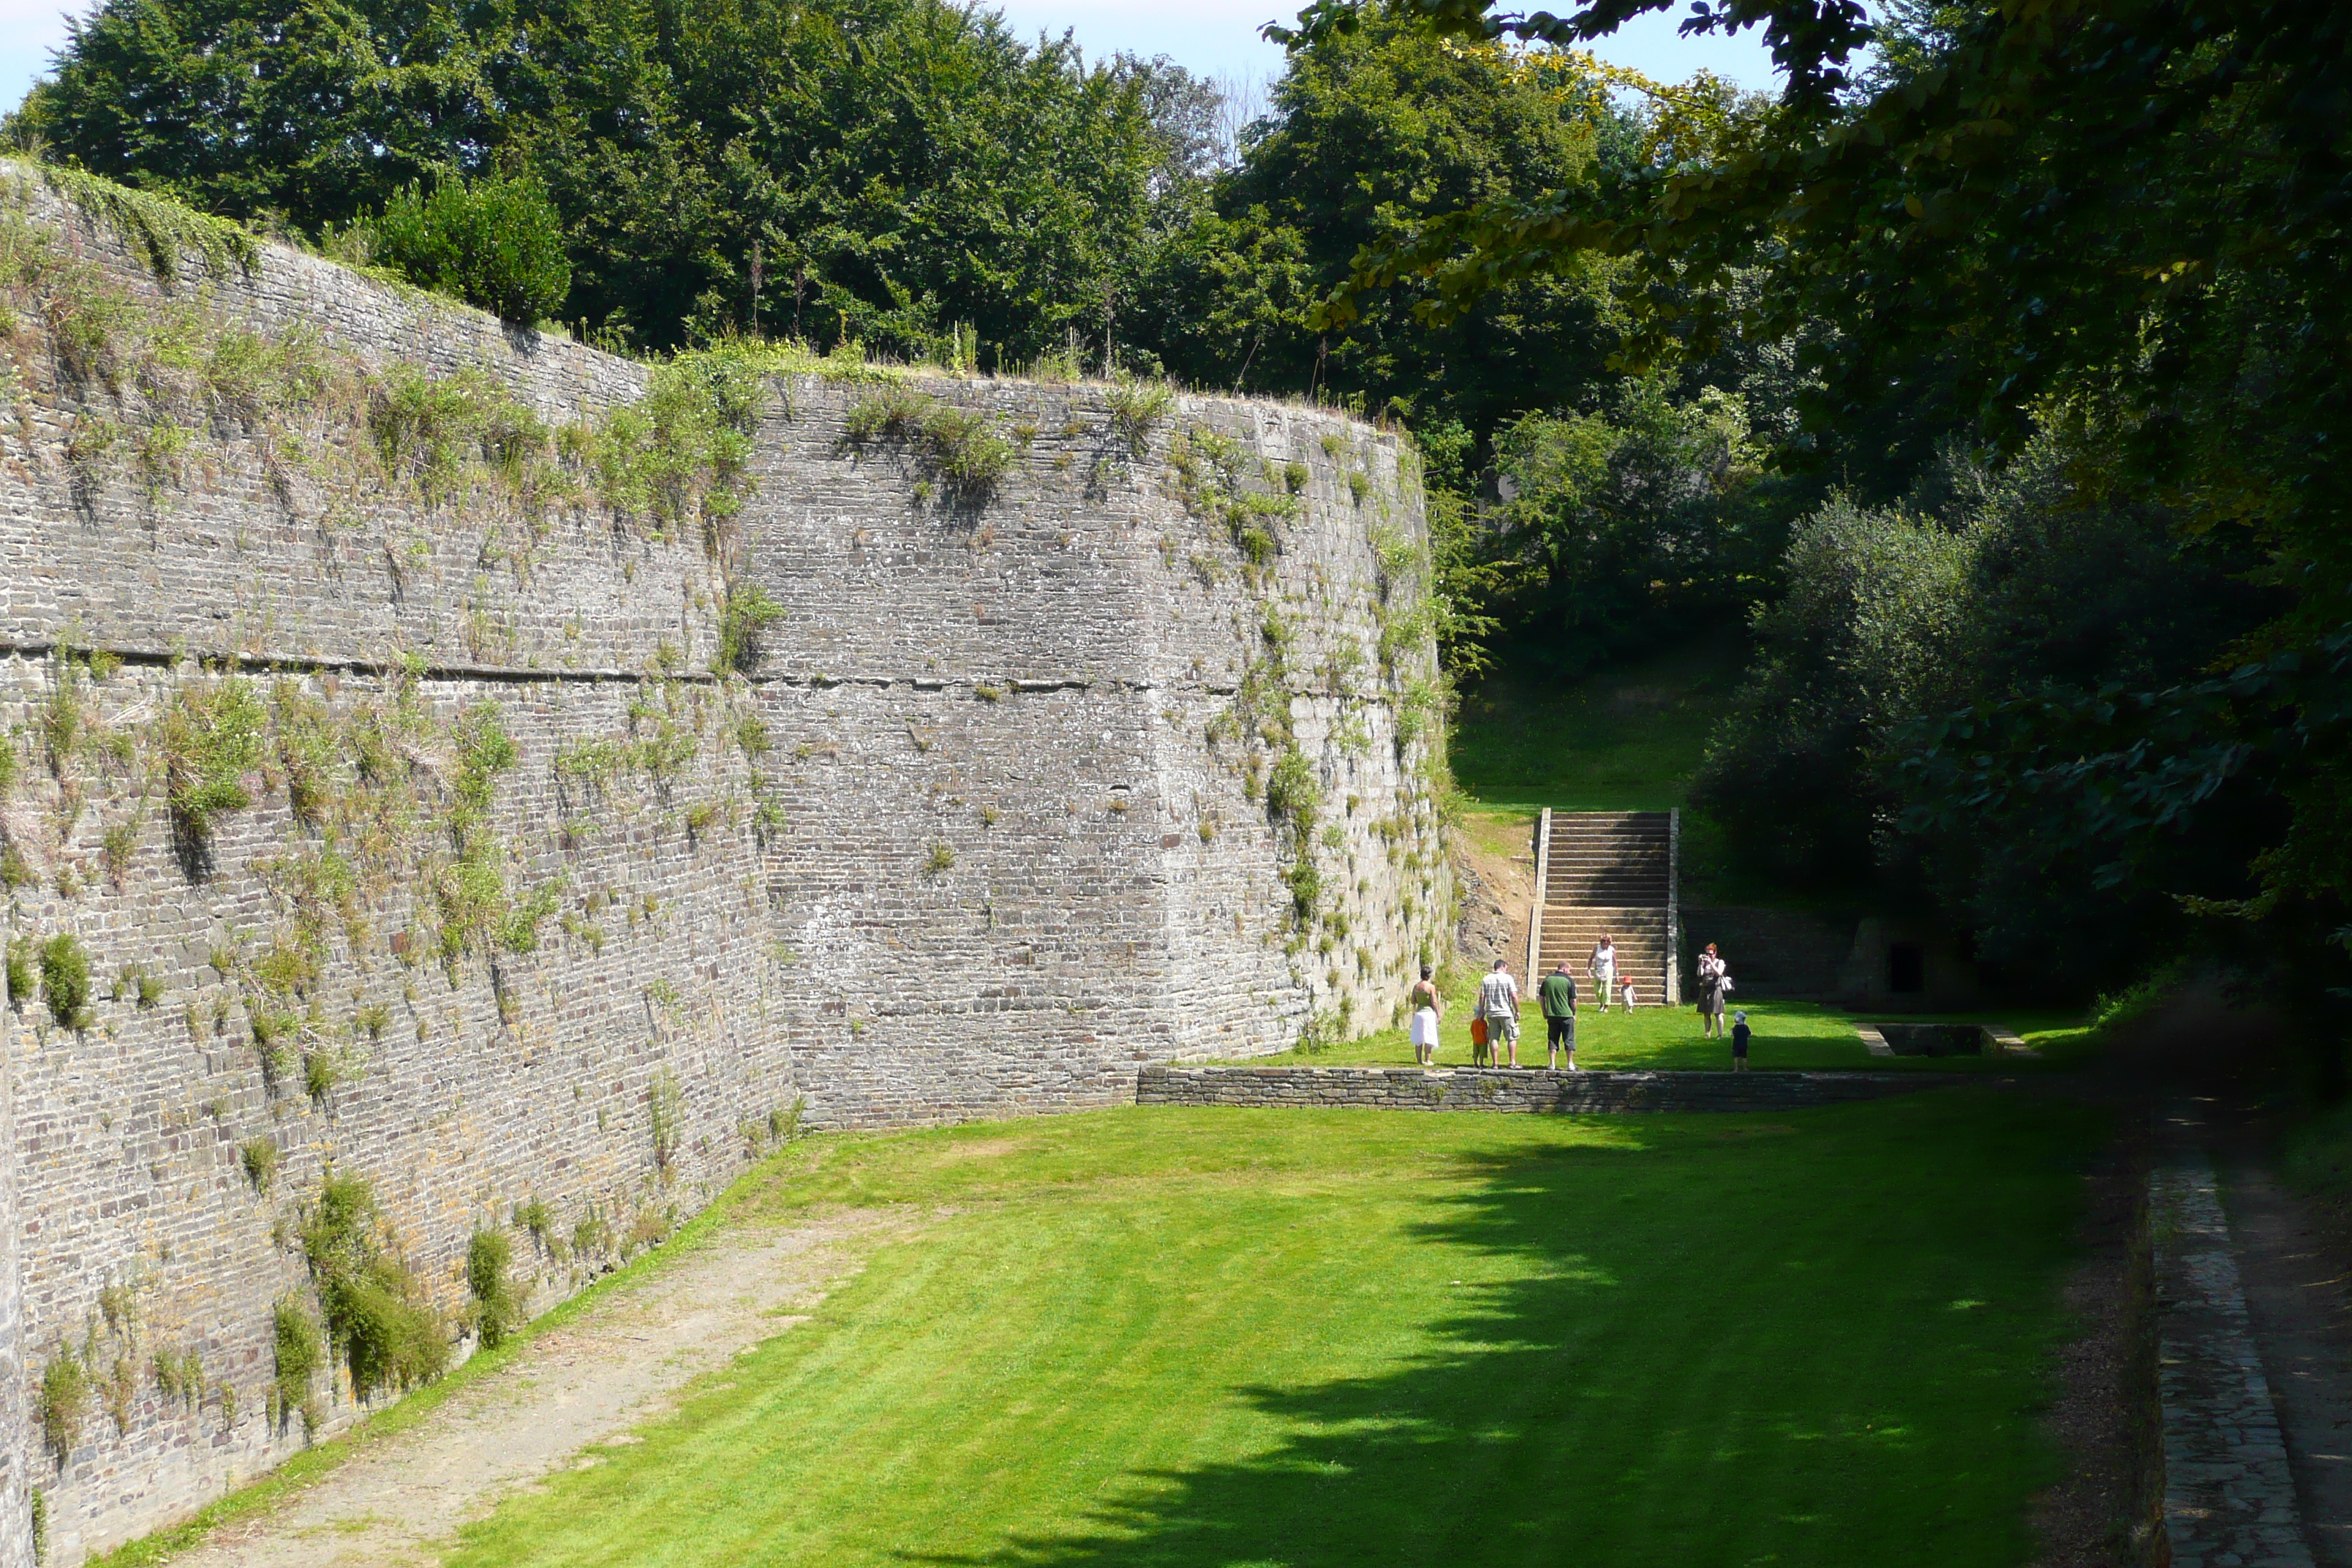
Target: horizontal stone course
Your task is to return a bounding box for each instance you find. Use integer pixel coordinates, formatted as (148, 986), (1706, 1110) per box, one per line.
(1137, 1064), (1960, 1113)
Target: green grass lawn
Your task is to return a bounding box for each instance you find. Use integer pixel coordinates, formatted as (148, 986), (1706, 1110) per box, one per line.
(1226, 1000), (2100, 1074)
(448, 1093), (2101, 1568)
(1450, 633), (1745, 813)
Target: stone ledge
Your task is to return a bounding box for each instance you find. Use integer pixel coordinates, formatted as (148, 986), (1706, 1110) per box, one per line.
(1137, 1065), (1961, 1114)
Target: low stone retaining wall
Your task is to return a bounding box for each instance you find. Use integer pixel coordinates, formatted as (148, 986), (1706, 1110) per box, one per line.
(1137, 1065), (1959, 1114)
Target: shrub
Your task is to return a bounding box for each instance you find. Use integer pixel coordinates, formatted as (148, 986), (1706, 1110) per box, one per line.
(1264, 747), (1321, 840)
(466, 1229), (522, 1349)
(159, 677), (268, 859)
(4, 940), (32, 1009)
(240, 1137), (279, 1194)
(513, 1196), (555, 1250)
(38, 1352), (86, 1466)
(301, 1173), (449, 1400)
(251, 1010), (300, 1088)
(39, 935), (91, 1029)
(571, 1205), (612, 1260)
(1284, 859), (1323, 922)
(843, 388), (932, 443)
(1104, 378), (1175, 456)
(303, 1049), (341, 1106)
(271, 1297), (323, 1433)
(372, 176), (572, 323)
(715, 582), (785, 673)
(844, 393), (1014, 500)
(366, 365), (549, 501)
(647, 1068), (685, 1174)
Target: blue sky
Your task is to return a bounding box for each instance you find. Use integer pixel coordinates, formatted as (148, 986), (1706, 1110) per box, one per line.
(0, 0), (1780, 127)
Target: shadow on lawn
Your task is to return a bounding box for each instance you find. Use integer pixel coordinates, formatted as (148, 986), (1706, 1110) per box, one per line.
(912, 1142), (1929, 1568)
(897, 1150), (1616, 1567)
(910, 1096), (2070, 1568)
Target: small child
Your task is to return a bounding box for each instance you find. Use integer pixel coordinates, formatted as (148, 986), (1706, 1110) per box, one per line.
(1730, 1009), (1752, 1071)
(1620, 978), (1637, 1010)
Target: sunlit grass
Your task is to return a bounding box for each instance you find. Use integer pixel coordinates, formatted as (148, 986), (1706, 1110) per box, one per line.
(445, 1093), (2102, 1568)
(1224, 997), (2099, 1073)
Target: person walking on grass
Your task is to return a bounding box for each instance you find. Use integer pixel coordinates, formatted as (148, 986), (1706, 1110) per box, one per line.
(1730, 1009), (1752, 1071)
(1697, 942), (1732, 1040)
(1589, 935), (1618, 1014)
(1409, 965), (1443, 1068)
(1477, 957), (1521, 1068)
(1540, 961), (1578, 1071)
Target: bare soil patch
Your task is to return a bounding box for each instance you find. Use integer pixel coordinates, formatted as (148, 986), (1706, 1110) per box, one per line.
(163, 1209), (903, 1568)
(1451, 813), (1534, 970)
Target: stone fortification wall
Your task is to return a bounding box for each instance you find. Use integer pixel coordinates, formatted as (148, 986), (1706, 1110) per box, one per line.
(0, 165), (1450, 1561)
(1136, 1065), (1958, 1114)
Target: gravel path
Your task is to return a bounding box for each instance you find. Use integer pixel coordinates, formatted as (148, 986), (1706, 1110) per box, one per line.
(164, 1209), (901, 1568)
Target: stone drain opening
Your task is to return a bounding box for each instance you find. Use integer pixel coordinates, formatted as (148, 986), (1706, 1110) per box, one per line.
(1872, 1022), (1985, 1056)
(1856, 1022), (2039, 1058)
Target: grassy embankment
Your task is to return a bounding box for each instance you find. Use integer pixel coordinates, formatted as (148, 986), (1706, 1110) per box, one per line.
(447, 1093), (2102, 1568)
(1357, 637), (2090, 1068)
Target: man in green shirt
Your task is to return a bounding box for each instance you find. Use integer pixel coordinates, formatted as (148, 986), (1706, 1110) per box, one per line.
(1539, 962), (1579, 1071)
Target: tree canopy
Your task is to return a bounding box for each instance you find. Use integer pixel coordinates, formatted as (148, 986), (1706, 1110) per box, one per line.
(18, 0), (2352, 1014)
(12, 0), (1171, 358)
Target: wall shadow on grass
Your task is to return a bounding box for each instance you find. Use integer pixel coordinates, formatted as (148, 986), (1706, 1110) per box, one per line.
(916, 1095), (2086, 1568)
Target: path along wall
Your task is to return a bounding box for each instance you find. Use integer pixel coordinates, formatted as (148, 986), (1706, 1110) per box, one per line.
(0, 164), (1452, 1562)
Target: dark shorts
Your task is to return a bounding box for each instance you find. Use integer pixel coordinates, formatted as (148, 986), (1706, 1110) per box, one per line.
(1547, 1016), (1575, 1049)
(1731, 1039), (1749, 1057)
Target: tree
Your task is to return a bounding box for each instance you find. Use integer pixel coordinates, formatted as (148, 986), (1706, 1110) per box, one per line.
(1282, 0), (2352, 1005)
(1133, 10), (1628, 437)
(11, 0), (1169, 358)
(1485, 375), (1768, 668)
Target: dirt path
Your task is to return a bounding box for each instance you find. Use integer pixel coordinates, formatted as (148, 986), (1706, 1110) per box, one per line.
(166, 1210), (902, 1568)
(2220, 1159), (2352, 1568)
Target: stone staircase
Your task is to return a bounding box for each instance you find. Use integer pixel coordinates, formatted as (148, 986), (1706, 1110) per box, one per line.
(1529, 810), (1678, 1006)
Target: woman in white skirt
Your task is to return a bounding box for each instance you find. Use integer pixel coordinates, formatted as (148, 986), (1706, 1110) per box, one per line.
(1409, 964), (1443, 1066)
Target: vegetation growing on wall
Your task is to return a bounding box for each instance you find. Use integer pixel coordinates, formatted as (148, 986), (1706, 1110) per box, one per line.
(268, 1297), (323, 1435)
(299, 1172), (448, 1402)
(466, 1229), (522, 1349)
(37, 1349), (86, 1466)
(843, 389), (1016, 501)
(158, 676), (266, 862)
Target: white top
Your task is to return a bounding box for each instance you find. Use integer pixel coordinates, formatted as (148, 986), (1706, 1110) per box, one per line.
(1477, 970), (1519, 1019)
(1591, 943), (1616, 973)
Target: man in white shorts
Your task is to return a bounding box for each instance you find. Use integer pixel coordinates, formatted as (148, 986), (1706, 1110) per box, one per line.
(1477, 957), (1521, 1068)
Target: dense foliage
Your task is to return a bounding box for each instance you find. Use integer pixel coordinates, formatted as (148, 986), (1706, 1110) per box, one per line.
(372, 176), (571, 323)
(1261, 0), (2352, 1014)
(11, 0), (1169, 357)
(21, 0), (2351, 1015)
